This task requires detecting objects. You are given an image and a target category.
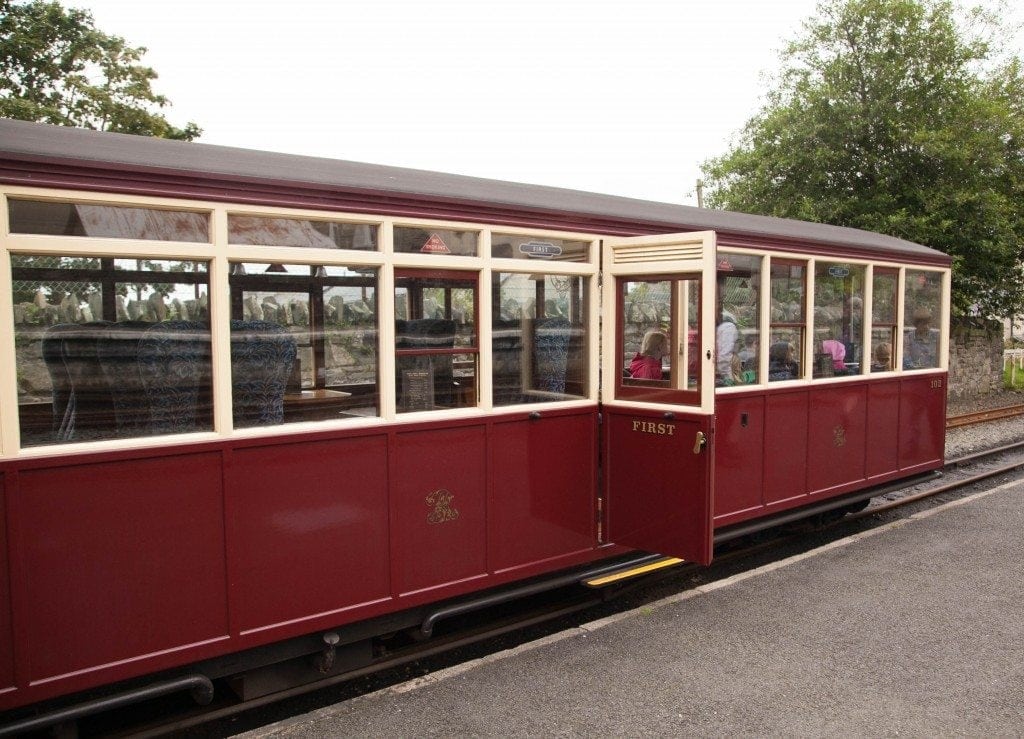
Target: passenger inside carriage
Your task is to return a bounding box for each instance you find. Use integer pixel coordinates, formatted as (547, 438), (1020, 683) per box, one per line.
(629, 330), (669, 379)
(733, 333), (758, 384)
(904, 308), (939, 369)
(871, 342), (893, 372)
(715, 254), (761, 385)
(768, 341), (799, 381)
(821, 325), (847, 373)
(715, 307), (740, 385)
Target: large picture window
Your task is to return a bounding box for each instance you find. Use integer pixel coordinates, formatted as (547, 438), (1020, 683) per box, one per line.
(394, 270), (477, 412)
(491, 272), (589, 405)
(903, 269), (942, 370)
(11, 255), (212, 446)
(871, 268), (898, 372)
(716, 253), (761, 386)
(229, 262), (379, 424)
(617, 275), (701, 404)
(768, 260), (806, 381)
(812, 261), (865, 377)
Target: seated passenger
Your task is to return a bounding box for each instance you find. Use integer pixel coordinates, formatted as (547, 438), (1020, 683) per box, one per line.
(715, 309), (739, 384)
(821, 333), (846, 371)
(738, 334), (758, 371)
(768, 341), (799, 381)
(871, 342), (892, 372)
(904, 308), (939, 368)
(629, 330), (668, 380)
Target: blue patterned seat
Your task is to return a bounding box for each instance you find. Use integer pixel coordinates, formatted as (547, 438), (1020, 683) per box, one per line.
(41, 321), (115, 440)
(491, 319), (524, 406)
(98, 321), (156, 434)
(230, 319), (297, 427)
(137, 321), (212, 434)
(40, 324), (78, 441)
(533, 317), (572, 394)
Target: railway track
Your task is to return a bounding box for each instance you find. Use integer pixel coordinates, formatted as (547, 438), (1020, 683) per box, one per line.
(946, 403), (1024, 428)
(17, 437), (1024, 738)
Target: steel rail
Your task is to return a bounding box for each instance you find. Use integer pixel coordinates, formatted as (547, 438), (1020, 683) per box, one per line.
(946, 403), (1024, 428)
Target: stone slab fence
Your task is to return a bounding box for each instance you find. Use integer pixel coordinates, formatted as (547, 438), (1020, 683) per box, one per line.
(1005, 349), (1024, 386)
(948, 317), (1005, 403)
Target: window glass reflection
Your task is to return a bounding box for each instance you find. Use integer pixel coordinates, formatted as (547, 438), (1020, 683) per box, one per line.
(395, 271), (478, 412)
(618, 277), (700, 401)
(8, 199), (209, 242)
(12, 255), (212, 446)
(717, 254), (761, 386)
(490, 233), (589, 262)
(491, 272), (588, 405)
(812, 262), (865, 377)
(769, 261), (806, 381)
(871, 269), (898, 372)
(394, 227), (477, 256)
(228, 214), (378, 250)
(230, 263), (379, 424)
(903, 270), (942, 369)
(622, 279), (671, 384)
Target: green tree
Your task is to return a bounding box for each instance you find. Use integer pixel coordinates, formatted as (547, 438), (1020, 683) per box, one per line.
(0, 0), (200, 140)
(702, 0), (1024, 318)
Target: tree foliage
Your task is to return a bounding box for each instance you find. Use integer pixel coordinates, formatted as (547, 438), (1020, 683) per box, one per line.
(0, 0), (200, 140)
(702, 0), (1024, 318)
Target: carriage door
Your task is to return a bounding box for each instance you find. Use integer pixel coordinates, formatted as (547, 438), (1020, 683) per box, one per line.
(601, 232), (717, 565)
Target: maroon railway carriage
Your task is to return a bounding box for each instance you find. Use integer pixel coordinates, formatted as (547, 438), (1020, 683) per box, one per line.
(0, 119), (949, 724)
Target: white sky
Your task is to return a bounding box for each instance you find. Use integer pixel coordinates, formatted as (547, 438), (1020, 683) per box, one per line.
(74, 0), (1021, 207)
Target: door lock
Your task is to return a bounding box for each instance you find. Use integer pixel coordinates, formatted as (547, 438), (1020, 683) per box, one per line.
(693, 431), (707, 454)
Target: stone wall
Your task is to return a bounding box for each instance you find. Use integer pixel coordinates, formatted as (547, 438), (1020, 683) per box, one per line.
(948, 317), (1004, 402)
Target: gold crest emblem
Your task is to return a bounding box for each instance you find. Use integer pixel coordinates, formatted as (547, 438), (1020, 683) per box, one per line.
(833, 425), (846, 448)
(426, 489), (459, 524)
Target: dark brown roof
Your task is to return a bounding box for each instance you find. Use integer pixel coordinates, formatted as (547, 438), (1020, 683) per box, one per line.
(0, 119), (949, 264)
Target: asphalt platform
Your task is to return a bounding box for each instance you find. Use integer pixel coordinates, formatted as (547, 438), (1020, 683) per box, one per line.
(240, 480), (1023, 737)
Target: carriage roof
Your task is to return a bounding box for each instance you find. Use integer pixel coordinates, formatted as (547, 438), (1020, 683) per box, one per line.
(0, 119), (949, 265)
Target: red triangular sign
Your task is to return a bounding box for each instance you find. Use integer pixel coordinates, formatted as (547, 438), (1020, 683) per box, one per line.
(421, 234), (450, 254)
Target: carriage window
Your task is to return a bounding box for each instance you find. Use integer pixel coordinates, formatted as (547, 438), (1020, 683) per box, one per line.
(229, 263), (379, 425)
(8, 199), (210, 242)
(490, 233), (590, 263)
(768, 260), (806, 381)
(618, 276), (701, 404)
(903, 269), (942, 370)
(716, 253), (761, 386)
(812, 262), (865, 378)
(491, 272), (589, 405)
(394, 270), (477, 412)
(394, 226), (478, 256)
(871, 268), (898, 372)
(12, 255), (212, 446)
(228, 214), (378, 250)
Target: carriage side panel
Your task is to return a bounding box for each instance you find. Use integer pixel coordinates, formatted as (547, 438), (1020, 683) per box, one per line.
(866, 380), (901, 478)
(715, 377), (944, 528)
(488, 410), (597, 573)
(0, 473), (12, 695)
(806, 385), (868, 494)
(898, 374), (947, 471)
(763, 390), (810, 505)
(391, 425), (488, 597)
(228, 434), (390, 635)
(713, 396), (765, 520)
(12, 453), (229, 684)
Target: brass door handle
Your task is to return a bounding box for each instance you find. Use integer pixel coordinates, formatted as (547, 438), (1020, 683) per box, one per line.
(693, 431), (707, 454)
